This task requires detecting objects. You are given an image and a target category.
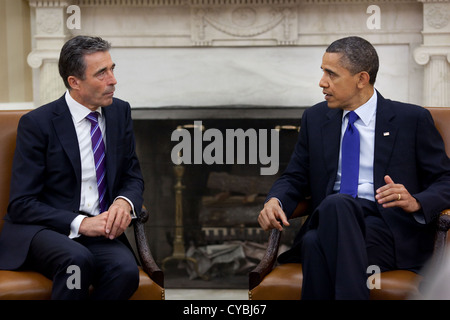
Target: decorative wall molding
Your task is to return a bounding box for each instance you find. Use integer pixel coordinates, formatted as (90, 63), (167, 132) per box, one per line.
(414, 1), (450, 107)
(75, 0), (418, 5)
(424, 3), (450, 29)
(29, 0), (69, 8)
(37, 9), (64, 34)
(419, 0), (450, 3)
(27, 50), (61, 68)
(414, 46), (450, 65)
(28, 0), (69, 105)
(77, 0), (303, 6)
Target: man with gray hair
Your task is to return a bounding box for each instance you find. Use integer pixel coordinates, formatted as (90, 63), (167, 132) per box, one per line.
(258, 36), (450, 299)
(0, 36), (144, 299)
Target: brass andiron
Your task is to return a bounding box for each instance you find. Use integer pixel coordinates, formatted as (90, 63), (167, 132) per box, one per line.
(161, 164), (203, 278)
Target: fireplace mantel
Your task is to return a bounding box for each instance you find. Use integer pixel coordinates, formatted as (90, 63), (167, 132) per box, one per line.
(131, 105), (306, 120)
(27, 0), (450, 108)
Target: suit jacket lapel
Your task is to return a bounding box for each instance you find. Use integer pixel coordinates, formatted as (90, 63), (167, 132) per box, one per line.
(103, 106), (117, 202)
(373, 92), (398, 190)
(51, 97), (82, 185)
(321, 107), (343, 195)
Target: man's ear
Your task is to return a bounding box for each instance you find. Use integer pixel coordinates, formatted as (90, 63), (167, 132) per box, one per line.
(67, 76), (80, 91)
(357, 71), (371, 89)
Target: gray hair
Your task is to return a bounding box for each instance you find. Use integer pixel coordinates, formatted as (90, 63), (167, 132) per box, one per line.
(58, 35), (112, 90)
(326, 36), (379, 85)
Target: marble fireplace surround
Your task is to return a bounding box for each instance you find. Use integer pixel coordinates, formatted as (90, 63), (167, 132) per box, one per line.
(27, 0), (450, 112)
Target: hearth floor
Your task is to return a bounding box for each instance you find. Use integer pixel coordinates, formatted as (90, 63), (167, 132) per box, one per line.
(165, 288), (248, 300)
(163, 267), (248, 289)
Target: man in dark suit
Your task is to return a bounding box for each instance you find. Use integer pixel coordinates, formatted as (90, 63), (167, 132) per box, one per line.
(0, 36), (144, 299)
(258, 36), (450, 299)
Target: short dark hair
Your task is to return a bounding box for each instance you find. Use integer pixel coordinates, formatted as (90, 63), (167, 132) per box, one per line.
(58, 35), (111, 90)
(326, 36), (379, 85)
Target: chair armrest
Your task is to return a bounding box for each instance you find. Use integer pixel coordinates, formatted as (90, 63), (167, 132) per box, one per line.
(438, 210), (450, 231)
(249, 199), (310, 290)
(433, 210), (450, 262)
(291, 199), (311, 219)
(133, 207), (164, 288)
(249, 228), (281, 290)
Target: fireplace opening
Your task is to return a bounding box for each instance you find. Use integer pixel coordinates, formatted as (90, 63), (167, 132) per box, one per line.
(132, 111), (306, 288)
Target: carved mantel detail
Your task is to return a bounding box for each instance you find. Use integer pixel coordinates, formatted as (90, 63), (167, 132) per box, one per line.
(191, 6), (297, 46)
(414, 0), (450, 107)
(424, 3), (450, 29)
(27, 1), (70, 105)
(75, 0), (418, 5)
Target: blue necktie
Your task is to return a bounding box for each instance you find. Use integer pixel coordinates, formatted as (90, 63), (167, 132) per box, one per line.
(86, 112), (108, 213)
(340, 111), (360, 198)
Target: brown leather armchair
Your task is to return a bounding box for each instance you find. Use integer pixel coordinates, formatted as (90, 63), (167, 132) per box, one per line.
(249, 107), (450, 300)
(0, 110), (164, 300)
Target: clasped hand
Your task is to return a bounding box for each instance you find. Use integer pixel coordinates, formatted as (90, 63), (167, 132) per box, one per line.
(78, 198), (132, 240)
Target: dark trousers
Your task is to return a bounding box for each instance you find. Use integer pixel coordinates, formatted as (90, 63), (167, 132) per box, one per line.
(26, 229), (139, 300)
(301, 193), (395, 300)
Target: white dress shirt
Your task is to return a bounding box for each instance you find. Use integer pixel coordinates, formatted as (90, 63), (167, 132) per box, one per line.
(65, 91), (135, 238)
(333, 90), (377, 201)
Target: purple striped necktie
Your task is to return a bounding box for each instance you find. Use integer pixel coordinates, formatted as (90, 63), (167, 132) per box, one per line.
(86, 112), (107, 214)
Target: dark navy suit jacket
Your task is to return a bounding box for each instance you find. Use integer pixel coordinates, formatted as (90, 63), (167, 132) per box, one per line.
(269, 92), (450, 270)
(0, 95), (144, 270)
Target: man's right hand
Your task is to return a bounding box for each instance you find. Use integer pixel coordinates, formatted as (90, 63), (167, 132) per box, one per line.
(258, 198), (290, 231)
(78, 212), (110, 238)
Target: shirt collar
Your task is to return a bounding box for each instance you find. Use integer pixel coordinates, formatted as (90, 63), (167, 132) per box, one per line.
(65, 91), (103, 124)
(343, 90), (377, 126)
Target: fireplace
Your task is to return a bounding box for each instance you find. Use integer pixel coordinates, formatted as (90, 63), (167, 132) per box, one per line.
(131, 106), (306, 286)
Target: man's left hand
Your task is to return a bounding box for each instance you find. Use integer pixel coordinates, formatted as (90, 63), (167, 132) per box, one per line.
(375, 175), (421, 213)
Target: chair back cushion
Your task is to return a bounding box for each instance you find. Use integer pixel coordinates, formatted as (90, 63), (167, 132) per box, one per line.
(426, 107), (450, 158)
(0, 110), (29, 233)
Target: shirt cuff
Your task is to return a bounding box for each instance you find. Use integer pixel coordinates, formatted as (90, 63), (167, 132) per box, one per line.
(266, 197), (283, 210)
(69, 214), (88, 239)
(114, 196), (137, 219)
